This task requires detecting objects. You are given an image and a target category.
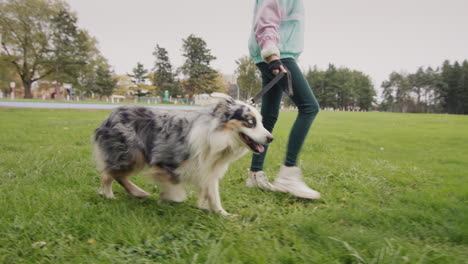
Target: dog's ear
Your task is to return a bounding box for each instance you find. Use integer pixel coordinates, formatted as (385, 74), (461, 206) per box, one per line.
(210, 93), (234, 117)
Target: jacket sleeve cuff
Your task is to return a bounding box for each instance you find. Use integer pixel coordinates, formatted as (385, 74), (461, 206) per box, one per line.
(260, 45), (280, 62)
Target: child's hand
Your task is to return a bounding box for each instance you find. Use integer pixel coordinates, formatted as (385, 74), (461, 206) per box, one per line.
(267, 55), (287, 75)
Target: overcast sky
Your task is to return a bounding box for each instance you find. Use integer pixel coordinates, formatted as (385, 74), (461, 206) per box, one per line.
(66, 0), (468, 98)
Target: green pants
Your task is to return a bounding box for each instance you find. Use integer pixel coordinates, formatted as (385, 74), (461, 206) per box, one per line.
(250, 58), (320, 171)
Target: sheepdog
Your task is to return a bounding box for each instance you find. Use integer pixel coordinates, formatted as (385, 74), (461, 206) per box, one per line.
(93, 93), (273, 216)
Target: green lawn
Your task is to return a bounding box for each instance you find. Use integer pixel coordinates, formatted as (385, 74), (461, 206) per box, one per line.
(0, 108), (467, 263)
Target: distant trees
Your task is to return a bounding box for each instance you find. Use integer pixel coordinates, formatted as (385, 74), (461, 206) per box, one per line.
(0, 0), (114, 98)
(0, 53), (19, 94)
(152, 44), (183, 96)
(440, 60), (468, 114)
(380, 60), (468, 114)
(148, 35), (223, 98)
(1, 1), (464, 112)
(179, 34), (221, 95)
(381, 72), (412, 112)
(306, 65), (376, 111)
(73, 35), (116, 97)
(1, 3), (222, 101)
(113, 75), (133, 96)
(94, 62), (117, 97)
(128, 62), (153, 97)
(234, 56), (261, 100)
(0, 0), (65, 98)
(48, 9), (87, 88)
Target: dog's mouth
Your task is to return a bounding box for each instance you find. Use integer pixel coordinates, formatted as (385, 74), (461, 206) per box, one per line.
(239, 133), (265, 153)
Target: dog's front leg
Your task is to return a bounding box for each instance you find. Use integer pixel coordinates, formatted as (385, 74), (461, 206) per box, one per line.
(198, 178), (230, 216)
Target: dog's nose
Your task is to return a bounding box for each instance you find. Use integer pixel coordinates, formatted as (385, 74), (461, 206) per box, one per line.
(266, 136), (274, 143)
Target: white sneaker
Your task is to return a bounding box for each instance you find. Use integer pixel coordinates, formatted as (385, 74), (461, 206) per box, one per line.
(246, 171), (274, 190)
(273, 165), (321, 199)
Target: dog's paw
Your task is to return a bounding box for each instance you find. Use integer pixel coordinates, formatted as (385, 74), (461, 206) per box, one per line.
(219, 210), (238, 218)
(160, 192), (187, 203)
(131, 190), (150, 198)
(98, 190), (115, 199)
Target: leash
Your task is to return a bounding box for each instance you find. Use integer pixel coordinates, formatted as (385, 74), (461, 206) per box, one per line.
(249, 67), (293, 105)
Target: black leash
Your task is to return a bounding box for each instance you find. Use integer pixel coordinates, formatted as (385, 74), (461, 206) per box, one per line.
(249, 67), (293, 105)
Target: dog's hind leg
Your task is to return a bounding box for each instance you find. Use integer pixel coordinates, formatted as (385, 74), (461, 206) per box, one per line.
(150, 166), (186, 202)
(158, 181), (187, 202)
(95, 144), (116, 199)
(111, 152), (150, 198)
(100, 171), (150, 198)
(197, 186), (210, 210)
(99, 172), (116, 199)
(116, 176), (150, 198)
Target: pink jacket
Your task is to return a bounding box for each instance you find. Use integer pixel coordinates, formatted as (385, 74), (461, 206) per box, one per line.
(249, 0), (305, 64)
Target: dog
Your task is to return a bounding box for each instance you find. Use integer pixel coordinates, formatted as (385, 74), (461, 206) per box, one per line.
(93, 93), (273, 215)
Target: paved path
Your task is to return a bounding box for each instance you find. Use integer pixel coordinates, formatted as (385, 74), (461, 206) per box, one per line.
(0, 101), (202, 111)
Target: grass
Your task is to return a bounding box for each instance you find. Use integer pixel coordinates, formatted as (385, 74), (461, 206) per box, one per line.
(0, 108), (467, 263)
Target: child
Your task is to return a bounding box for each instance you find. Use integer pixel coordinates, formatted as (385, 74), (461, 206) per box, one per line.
(247, 0), (321, 199)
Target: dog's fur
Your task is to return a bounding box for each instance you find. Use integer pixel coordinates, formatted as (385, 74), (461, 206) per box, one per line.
(93, 93), (273, 215)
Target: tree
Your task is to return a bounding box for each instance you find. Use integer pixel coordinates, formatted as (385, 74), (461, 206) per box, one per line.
(378, 61), (468, 114)
(0, 0), (90, 98)
(73, 34), (104, 97)
(380, 78), (395, 112)
(129, 62), (147, 85)
(0, 53), (20, 94)
(113, 74), (133, 96)
(335, 68), (355, 109)
(461, 60), (468, 114)
(381, 72), (412, 112)
(179, 34), (217, 95)
(405, 66), (445, 113)
(353, 71), (376, 111)
(408, 67), (426, 113)
(439, 60), (468, 114)
(234, 56), (261, 100)
(48, 9), (89, 88)
(150, 43), (198, 97)
(424, 67), (445, 113)
(94, 62), (116, 97)
(306, 66), (326, 107)
(152, 44), (178, 96)
(305, 64), (376, 111)
(128, 62), (153, 97)
(211, 71), (227, 94)
(322, 64), (340, 109)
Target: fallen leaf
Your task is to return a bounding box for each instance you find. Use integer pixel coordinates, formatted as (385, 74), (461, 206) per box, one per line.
(32, 241), (47, 248)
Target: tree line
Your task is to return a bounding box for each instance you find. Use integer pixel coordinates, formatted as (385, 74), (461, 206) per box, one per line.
(0, 0), (115, 98)
(130, 35), (224, 98)
(0, 0), (223, 99)
(2, 0), (467, 115)
(305, 65), (375, 111)
(380, 60), (468, 114)
(0, 0), (377, 106)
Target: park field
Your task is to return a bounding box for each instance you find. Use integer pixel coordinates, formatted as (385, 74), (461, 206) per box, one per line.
(0, 108), (467, 263)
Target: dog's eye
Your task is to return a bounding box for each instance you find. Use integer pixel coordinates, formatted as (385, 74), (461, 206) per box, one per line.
(245, 118), (256, 128)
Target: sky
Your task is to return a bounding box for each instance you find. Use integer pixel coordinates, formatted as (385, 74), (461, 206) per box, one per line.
(66, 0), (468, 98)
